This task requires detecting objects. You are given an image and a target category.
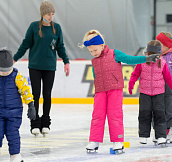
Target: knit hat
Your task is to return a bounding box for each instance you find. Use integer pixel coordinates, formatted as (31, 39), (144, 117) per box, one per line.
(156, 33), (172, 48)
(0, 48), (13, 72)
(40, 1), (55, 17)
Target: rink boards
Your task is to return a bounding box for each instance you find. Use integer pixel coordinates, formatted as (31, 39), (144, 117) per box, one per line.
(14, 60), (139, 104)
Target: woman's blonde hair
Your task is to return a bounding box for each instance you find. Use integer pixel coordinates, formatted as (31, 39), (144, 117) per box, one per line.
(39, 18), (56, 38)
(146, 40), (161, 68)
(79, 29), (105, 48)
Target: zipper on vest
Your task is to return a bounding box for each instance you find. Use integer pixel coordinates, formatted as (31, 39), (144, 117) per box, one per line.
(100, 59), (105, 91)
(151, 64), (153, 95)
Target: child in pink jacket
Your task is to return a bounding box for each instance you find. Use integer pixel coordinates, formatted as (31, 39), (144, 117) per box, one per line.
(129, 40), (172, 146)
(81, 30), (159, 152)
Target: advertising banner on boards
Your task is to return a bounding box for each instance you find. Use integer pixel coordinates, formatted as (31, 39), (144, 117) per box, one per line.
(14, 61), (139, 98)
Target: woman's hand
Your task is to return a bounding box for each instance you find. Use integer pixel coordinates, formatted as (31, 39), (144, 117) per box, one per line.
(64, 63), (70, 76)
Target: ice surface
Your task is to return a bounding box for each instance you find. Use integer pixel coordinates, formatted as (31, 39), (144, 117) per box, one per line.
(0, 104), (172, 162)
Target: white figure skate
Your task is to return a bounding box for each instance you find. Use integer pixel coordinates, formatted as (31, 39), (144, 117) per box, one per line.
(86, 142), (99, 153)
(158, 138), (167, 148)
(140, 137), (147, 144)
(10, 153), (23, 162)
(112, 142), (124, 154)
(31, 128), (40, 137)
(41, 128), (49, 137)
(166, 128), (172, 143)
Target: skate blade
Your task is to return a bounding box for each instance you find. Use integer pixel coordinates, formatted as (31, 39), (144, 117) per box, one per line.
(42, 133), (48, 137)
(158, 143), (167, 148)
(41, 131), (49, 137)
(32, 133), (39, 137)
(110, 148), (125, 154)
(86, 147), (98, 153)
(140, 142), (147, 144)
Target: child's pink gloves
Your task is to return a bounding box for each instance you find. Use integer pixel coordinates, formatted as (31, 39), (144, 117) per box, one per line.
(64, 63), (70, 76)
(128, 82), (134, 95)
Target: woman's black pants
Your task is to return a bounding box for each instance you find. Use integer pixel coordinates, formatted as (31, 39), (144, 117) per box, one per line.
(29, 68), (55, 130)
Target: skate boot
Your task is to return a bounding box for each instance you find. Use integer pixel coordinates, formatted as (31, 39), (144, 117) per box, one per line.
(41, 127), (49, 137)
(112, 142), (124, 154)
(140, 137), (147, 144)
(86, 142), (99, 152)
(10, 153), (24, 162)
(166, 128), (172, 143)
(30, 117), (41, 137)
(158, 137), (167, 148)
(31, 128), (40, 137)
(41, 115), (51, 136)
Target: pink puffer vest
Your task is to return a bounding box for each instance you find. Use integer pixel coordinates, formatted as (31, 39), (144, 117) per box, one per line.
(139, 58), (166, 96)
(91, 45), (124, 93)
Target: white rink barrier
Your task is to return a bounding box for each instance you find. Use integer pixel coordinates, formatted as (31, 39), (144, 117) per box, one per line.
(14, 60), (139, 104)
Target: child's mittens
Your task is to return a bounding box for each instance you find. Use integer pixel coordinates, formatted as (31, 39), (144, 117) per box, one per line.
(146, 54), (160, 63)
(27, 101), (36, 120)
(128, 82), (134, 95)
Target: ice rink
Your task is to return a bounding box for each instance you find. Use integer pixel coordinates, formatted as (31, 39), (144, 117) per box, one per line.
(1, 104), (172, 162)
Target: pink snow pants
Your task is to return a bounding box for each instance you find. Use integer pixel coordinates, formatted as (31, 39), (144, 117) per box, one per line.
(89, 89), (124, 143)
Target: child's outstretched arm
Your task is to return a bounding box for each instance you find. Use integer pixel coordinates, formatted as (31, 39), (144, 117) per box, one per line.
(128, 64), (141, 95)
(114, 49), (159, 65)
(163, 63), (172, 90)
(15, 71), (36, 120)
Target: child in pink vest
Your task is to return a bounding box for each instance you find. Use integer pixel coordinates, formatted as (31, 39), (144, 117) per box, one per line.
(129, 40), (172, 146)
(156, 32), (172, 143)
(81, 30), (159, 152)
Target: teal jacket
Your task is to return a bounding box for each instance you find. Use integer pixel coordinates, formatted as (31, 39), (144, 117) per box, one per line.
(13, 21), (69, 71)
(92, 49), (146, 78)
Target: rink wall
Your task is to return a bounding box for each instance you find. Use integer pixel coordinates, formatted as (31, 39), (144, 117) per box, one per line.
(14, 61), (139, 104)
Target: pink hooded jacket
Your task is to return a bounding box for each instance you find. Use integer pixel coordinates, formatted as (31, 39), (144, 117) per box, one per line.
(92, 45), (124, 93)
(129, 58), (172, 96)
